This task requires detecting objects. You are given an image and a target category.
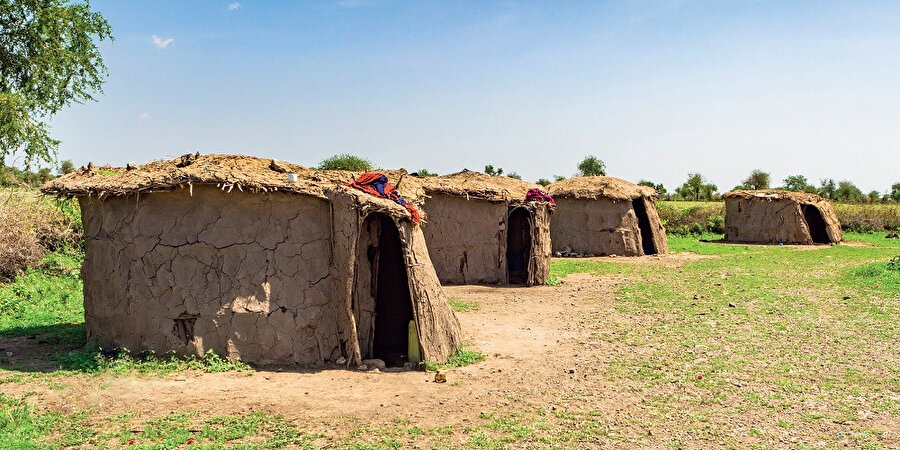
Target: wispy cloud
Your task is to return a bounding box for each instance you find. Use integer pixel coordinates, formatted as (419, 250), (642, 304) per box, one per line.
(227, 2), (240, 11)
(138, 112), (151, 120)
(151, 35), (174, 49)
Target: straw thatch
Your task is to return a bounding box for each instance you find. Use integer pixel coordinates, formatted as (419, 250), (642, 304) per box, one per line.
(547, 176), (657, 201)
(722, 189), (825, 204)
(419, 170), (543, 203)
(42, 154), (425, 222)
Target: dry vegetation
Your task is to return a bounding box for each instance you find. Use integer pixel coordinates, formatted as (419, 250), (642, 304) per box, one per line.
(0, 189), (80, 280)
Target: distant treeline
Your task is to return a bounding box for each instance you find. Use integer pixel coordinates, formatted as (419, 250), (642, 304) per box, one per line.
(0, 160), (74, 188)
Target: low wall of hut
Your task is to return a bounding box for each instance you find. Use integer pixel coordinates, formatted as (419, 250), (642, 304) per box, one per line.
(550, 197), (655, 256)
(421, 194), (508, 285)
(79, 185), (346, 364)
(724, 198), (809, 244)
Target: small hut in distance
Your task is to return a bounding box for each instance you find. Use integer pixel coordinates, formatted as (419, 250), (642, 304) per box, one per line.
(419, 170), (554, 286)
(548, 176), (669, 257)
(42, 154), (462, 367)
(723, 190), (842, 245)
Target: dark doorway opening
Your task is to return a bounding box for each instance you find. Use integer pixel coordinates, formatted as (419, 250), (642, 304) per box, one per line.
(632, 198), (658, 255)
(361, 213), (415, 367)
(802, 205), (831, 244)
(506, 207), (532, 285)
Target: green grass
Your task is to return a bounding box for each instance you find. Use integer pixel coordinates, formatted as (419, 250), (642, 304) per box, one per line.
(550, 232), (900, 447)
(425, 345), (486, 372)
(2, 234), (899, 447)
(0, 393), (321, 449)
(448, 298), (479, 312)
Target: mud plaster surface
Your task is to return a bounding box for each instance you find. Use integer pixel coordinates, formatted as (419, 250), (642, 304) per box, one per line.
(421, 194), (552, 286)
(724, 198), (842, 245)
(79, 185), (460, 365)
(550, 197), (668, 256)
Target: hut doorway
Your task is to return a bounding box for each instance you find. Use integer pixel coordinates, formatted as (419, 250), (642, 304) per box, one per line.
(357, 213), (415, 367)
(801, 205), (831, 244)
(632, 198), (658, 255)
(506, 207), (532, 285)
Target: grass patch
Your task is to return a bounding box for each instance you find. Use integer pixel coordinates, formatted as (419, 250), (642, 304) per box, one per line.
(0, 393), (319, 448)
(53, 348), (252, 376)
(425, 346), (485, 372)
(448, 298), (479, 312)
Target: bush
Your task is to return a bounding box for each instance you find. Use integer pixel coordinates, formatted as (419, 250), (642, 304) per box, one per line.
(0, 189), (81, 280)
(317, 154), (372, 171)
(833, 204), (900, 232)
(656, 202), (726, 236)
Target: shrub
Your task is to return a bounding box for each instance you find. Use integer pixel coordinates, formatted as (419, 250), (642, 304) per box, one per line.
(888, 256), (900, 272)
(0, 189), (81, 280)
(317, 154), (372, 171)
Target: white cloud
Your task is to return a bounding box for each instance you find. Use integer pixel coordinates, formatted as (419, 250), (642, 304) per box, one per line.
(151, 35), (174, 49)
(227, 2), (240, 11)
(138, 112), (151, 120)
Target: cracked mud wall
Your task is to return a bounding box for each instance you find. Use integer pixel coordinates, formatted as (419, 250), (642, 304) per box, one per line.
(551, 197), (668, 256)
(79, 185), (462, 365)
(724, 198), (842, 244)
(80, 185), (344, 364)
(421, 194), (508, 285)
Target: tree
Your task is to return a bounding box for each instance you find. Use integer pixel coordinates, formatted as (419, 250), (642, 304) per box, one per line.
(484, 165), (503, 176)
(638, 180), (666, 195)
(1, 1), (113, 167)
(553, 175), (566, 182)
(867, 190), (881, 203)
(59, 159), (74, 175)
(818, 179), (836, 199)
(414, 169), (438, 177)
(735, 169), (770, 190)
(577, 155), (606, 176)
(507, 171), (522, 180)
(318, 154), (372, 171)
(675, 173), (718, 201)
(782, 175), (813, 192)
(833, 181), (865, 203)
(890, 183), (900, 202)
(536, 178), (550, 187)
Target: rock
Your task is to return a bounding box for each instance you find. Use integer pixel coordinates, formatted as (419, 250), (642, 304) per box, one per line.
(357, 364), (369, 371)
(4, 351), (12, 357)
(126, 162), (138, 171)
(566, 368), (575, 374)
(336, 356), (347, 365)
(362, 358), (386, 370)
(728, 302), (736, 308)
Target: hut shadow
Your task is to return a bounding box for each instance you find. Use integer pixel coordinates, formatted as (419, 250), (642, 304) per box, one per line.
(0, 323), (88, 374)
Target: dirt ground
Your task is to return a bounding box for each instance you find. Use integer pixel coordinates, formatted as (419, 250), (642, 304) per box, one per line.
(2, 252), (894, 447)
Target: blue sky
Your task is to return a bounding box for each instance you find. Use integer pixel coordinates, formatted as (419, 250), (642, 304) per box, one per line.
(47, 0), (900, 193)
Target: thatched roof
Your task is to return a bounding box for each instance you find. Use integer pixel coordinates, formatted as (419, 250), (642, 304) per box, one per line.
(547, 176), (656, 200)
(41, 154), (425, 220)
(419, 170), (545, 203)
(722, 190), (828, 204)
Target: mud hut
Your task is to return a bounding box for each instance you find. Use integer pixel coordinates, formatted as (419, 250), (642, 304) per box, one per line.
(723, 190), (842, 244)
(547, 177), (669, 256)
(42, 154), (461, 367)
(419, 171), (554, 286)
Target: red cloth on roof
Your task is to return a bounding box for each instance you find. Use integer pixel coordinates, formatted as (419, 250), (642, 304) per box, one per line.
(346, 172), (421, 223)
(525, 188), (555, 207)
